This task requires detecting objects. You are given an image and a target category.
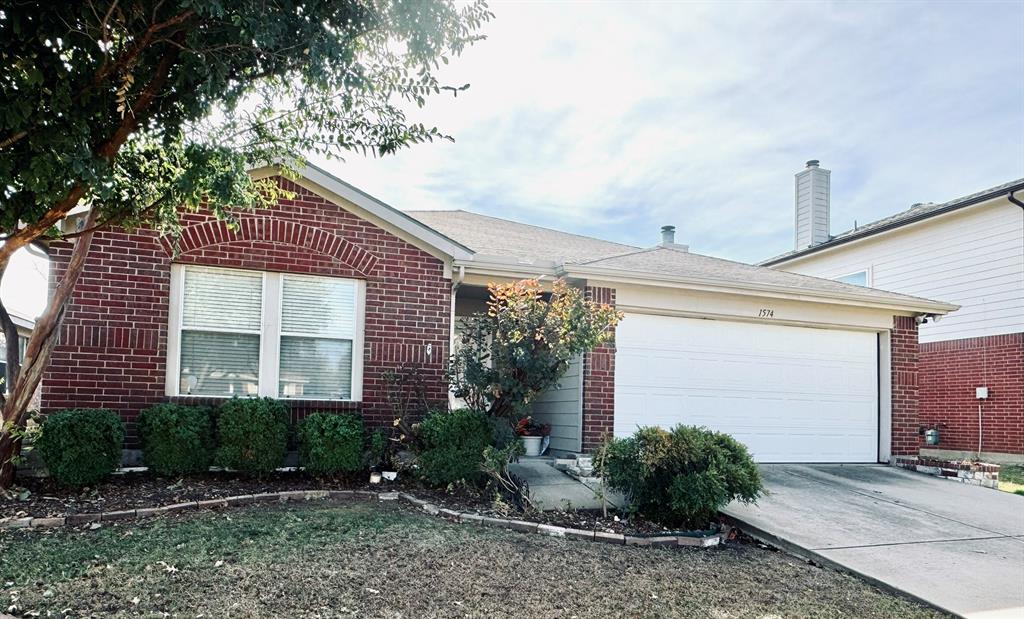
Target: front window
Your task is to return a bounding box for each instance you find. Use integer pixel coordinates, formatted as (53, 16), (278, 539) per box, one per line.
(179, 266), (263, 396)
(170, 265), (363, 400)
(279, 274), (357, 399)
(835, 270), (869, 287)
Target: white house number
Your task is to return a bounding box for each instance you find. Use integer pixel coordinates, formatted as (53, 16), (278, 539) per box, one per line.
(758, 308), (775, 318)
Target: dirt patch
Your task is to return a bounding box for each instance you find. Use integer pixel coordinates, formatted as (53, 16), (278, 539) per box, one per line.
(2, 469), (689, 536)
(0, 502), (951, 618)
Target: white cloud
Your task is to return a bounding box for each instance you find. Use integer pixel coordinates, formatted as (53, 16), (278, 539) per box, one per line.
(315, 0), (1024, 261)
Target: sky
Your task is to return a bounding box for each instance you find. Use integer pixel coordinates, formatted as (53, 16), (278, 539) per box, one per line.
(4, 0), (1023, 320)
(315, 0), (1024, 260)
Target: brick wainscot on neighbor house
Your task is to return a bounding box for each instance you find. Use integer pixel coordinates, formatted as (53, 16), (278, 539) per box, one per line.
(764, 161), (1023, 463)
(44, 164), (958, 464)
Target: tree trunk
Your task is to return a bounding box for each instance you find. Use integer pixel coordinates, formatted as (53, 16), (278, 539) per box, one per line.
(0, 207), (100, 488)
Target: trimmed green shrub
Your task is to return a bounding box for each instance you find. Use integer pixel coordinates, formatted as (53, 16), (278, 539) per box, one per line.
(137, 403), (215, 476)
(416, 408), (494, 486)
(215, 397), (289, 477)
(597, 425), (763, 530)
(297, 412), (368, 476)
(35, 408), (124, 487)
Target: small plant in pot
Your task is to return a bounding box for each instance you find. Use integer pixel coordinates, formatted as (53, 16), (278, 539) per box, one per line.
(515, 416), (550, 457)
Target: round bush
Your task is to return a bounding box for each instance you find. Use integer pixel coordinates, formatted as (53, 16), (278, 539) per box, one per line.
(137, 403), (214, 476)
(597, 425), (763, 530)
(298, 412), (367, 476)
(215, 398), (289, 477)
(35, 408), (124, 487)
(416, 408), (494, 486)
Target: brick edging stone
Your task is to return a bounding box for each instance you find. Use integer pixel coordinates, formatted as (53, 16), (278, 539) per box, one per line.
(0, 488), (724, 548)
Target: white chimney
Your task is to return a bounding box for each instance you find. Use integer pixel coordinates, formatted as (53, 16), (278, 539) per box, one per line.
(794, 159), (830, 250)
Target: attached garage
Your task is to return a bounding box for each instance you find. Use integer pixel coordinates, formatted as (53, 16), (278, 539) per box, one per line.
(410, 206), (957, 463)
(614, 314), (879, 463)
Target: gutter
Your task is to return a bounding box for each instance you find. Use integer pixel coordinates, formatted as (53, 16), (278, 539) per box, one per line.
(764, 181), (1024, 266)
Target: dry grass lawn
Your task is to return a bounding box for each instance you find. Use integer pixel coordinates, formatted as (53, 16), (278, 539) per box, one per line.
(1, 502), (951, 618)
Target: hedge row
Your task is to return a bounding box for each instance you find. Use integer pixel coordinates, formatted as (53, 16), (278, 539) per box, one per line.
(35, 399), (384, 487)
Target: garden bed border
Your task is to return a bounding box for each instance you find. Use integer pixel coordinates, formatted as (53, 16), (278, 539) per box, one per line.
(0, 488), (724, 547)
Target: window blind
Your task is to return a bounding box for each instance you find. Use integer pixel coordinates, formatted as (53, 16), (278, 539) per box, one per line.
(281, 275), (356, 337)
(180, 331), (260, 396)
(279, 336), (353, 399)
(182, 266), (263, 332)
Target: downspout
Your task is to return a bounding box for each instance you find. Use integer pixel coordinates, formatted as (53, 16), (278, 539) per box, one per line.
(1008, 189), (1024, 210)
(448, 264), (465, 408)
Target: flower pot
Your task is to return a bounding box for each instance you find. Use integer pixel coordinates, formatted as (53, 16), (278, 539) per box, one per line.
(520, 435), (544, 457)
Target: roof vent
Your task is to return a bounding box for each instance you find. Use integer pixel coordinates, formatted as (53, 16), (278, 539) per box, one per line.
(661, 225), (676, 245)
(659, 225), (689, 252)
(806, 159), (820, 168)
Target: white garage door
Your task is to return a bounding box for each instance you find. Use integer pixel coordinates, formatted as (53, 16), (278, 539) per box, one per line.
(614, 314), (879, 463)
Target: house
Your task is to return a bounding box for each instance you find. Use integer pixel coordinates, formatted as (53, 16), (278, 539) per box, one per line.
(762, 161), (1023, 463)
(43, 163), (958, 464)
(1, 308), (33, 394)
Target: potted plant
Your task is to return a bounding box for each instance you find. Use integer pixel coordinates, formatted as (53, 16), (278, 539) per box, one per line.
(515, 416), (550, 457)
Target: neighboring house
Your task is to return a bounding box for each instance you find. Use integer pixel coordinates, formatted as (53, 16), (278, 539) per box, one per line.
(0, 309), (38, 409)
(763, 161), (1024, 463)
(43, 164), (957, 464)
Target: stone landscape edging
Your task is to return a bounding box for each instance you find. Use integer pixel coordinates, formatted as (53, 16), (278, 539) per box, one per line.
(0, 488), (724, 548)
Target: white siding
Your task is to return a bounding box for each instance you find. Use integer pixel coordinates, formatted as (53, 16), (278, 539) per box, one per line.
(779, 202), (1024, 343)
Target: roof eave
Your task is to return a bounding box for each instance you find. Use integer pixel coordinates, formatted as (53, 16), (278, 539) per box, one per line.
(252, 162), (476, 262)
(563, 264), (960, 315)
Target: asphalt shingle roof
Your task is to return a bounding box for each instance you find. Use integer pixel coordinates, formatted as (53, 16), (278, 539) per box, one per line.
(406, 210), (956, 310)
(406, 210), (637, 264)
(576, 246), (950, 306)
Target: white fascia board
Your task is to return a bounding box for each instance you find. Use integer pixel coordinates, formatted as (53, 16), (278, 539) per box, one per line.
(251, 163), (474, 263)
(564, 264), (960, 315)
(453, 255), (561, 280)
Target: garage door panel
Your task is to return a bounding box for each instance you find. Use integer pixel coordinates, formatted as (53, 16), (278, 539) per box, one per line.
(614, 314), (878, 463)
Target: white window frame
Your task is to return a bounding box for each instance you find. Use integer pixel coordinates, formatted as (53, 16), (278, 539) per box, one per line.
(834, 268), (872, 287)
(166, 264), (365, 401)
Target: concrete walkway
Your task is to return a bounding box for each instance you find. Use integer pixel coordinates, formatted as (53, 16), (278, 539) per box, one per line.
(723, 464), (1024, 619)
(508, 458), (623, 512)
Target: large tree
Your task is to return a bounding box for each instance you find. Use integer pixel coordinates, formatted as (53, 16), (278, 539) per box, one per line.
(0, 0), (491, 486)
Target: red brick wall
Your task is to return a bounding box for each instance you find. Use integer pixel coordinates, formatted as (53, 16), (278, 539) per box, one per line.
(582, 286), (615, 451)
(890, 316), (920, 457)
(42, 177), (451, 446)
(919, 333), (1023, 455)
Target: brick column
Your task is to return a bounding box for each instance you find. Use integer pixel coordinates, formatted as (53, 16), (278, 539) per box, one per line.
(890, 316), (920, 456)
(581, 286), (616, 452)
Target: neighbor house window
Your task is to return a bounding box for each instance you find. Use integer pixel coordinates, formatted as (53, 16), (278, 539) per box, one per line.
(835, 270), (869, 287)
(167, 265), (364, 400)
(1, 334), (31, 394)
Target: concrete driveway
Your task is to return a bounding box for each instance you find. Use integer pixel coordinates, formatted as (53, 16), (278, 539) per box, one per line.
(723, 464), (1024, 619)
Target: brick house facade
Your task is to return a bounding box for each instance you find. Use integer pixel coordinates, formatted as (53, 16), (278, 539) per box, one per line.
(41, 165), (938, 461)
(890, 316), (921, 457)
(43, 177), (451, 446)
(581, 286), (615, 451)
(919, 333), (1023, 455)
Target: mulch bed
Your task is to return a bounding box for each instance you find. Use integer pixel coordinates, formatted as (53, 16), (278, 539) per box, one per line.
(2, 468), (684, 536)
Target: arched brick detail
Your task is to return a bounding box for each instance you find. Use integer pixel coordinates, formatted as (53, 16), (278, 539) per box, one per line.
(165, 217), (379, 275)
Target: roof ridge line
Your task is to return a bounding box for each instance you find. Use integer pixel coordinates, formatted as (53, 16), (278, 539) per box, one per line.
(410, 208), (641, 251)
